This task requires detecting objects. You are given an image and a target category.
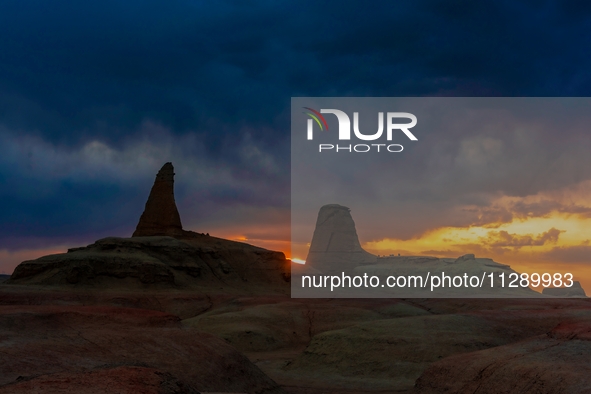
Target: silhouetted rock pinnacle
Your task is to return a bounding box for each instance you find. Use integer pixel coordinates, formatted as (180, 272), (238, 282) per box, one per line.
(133, 162), (184, 237)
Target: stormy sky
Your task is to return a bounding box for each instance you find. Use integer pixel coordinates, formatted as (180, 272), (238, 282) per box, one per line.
(1, 0), (591, 274)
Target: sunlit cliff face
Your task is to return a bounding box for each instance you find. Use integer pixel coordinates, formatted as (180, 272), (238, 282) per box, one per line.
(363, 179), (591, 291)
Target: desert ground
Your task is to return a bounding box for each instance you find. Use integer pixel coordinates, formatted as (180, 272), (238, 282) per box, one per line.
(2, 266), (591, 393)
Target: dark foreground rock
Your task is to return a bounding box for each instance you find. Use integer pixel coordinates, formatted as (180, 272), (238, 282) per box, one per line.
(414, 318), (591, 393)
(183, 298), (429, 353)
(0, 366), (201, 394)
(281, 311), (560, 391)
(0, 305), (284, 394)
(8, 235), (290, 291)
(1, 288), (591, 393)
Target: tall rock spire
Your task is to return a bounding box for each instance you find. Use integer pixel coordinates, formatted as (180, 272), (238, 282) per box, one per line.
(133, 162), (184, 237)
(305, 204), (376, 273)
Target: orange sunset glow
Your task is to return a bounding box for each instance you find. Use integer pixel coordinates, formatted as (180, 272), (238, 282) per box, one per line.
(361, 180), (591, 293)
(0, 248), (69, 275)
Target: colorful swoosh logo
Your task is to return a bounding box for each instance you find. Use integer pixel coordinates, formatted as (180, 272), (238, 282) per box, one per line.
(303, 107), (329, 131)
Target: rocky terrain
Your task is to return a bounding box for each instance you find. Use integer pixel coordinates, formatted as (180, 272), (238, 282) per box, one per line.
(2, 286), (590, 393)
(2, 163), (591, 393)
(0, 305), (282, 394)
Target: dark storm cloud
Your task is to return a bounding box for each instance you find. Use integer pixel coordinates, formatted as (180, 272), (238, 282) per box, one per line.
(0, 0), (292, 145)
(483, 228), (562, 248)
(511, 200), (591, 219)
(1, 0), (591, 263)
(1, 0), (590, 144)
(459, 200), (591, 229)
(541, 245), (591, 264)
(0, 123), (287, 250)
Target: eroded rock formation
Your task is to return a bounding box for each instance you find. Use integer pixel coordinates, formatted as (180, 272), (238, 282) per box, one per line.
(9, 236), (290, 291)
(133, 162), (184, 237)
(414, 316), (591, 393)
(0, 306), (284, 394)
(305, 204), (376, 273)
